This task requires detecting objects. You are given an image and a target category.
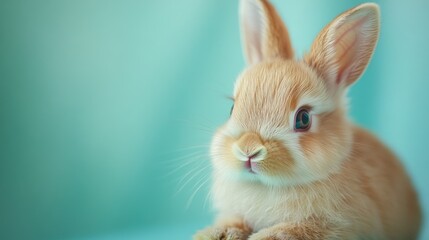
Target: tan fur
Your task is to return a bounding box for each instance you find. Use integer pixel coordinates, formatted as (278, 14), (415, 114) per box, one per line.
(240, 0), (293, 65)
(194, 216), (253, 240)
(304, 3), (380, 88)
(194, 1), (421, 239)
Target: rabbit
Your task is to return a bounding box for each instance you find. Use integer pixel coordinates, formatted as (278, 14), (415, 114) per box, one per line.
(194, 0), (422, 239)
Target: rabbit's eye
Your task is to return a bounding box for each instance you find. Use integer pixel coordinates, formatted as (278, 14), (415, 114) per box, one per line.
(294, 108), (311, 131)
(230, 104), (234, 116)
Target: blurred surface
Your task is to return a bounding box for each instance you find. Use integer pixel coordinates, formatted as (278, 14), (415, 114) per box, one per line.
(0, 0), (428, 239)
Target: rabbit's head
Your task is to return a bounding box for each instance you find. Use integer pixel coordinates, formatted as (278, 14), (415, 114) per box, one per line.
(211, 0), (379, 186)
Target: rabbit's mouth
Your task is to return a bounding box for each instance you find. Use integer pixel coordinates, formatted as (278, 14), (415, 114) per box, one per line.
(244, 158), (257, 174)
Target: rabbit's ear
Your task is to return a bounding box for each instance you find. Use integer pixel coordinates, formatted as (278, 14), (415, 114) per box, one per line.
(305, 3), (380, 91)
(240, 0), (294, 65)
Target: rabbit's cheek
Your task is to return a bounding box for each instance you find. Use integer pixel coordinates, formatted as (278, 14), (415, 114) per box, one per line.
(258, 140), (296, 177)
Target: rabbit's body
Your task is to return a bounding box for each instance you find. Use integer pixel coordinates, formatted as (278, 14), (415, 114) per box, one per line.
(212, 126), (420, 239)
(194, 1), (421, 239)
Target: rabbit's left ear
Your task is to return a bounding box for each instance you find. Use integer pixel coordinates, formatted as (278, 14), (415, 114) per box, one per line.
(305, 3), (380, 91)
(240, 0), (294, 65)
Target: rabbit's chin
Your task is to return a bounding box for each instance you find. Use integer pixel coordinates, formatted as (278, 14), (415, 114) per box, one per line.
(212, 162), (340, 187)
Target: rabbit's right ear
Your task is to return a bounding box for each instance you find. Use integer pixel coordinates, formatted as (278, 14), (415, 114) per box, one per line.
(305, 4), (380, 92)
(240, 0), (294, 65)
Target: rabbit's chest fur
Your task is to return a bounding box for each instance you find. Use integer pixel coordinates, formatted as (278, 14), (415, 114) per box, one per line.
(212, 174), (360, 232)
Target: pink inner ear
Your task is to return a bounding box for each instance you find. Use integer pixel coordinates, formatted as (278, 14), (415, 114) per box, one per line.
(241, 0), (264, 65)
(334, 16), (368, 85)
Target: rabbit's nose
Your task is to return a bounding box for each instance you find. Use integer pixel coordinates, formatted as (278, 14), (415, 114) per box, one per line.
(232, 132), (267, 162)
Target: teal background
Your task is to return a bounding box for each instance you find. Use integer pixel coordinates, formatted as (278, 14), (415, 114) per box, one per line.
(0, 0), (427, 239)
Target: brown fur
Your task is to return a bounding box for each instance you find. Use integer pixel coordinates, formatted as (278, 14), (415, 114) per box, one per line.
(240, 0), (293, 64)
(194, 1), (421, 239)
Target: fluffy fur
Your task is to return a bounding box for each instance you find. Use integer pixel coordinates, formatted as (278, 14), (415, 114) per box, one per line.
(194, 1), (421, 239)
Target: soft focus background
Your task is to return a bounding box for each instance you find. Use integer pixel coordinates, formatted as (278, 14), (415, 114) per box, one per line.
(0, 0), (428, 239)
